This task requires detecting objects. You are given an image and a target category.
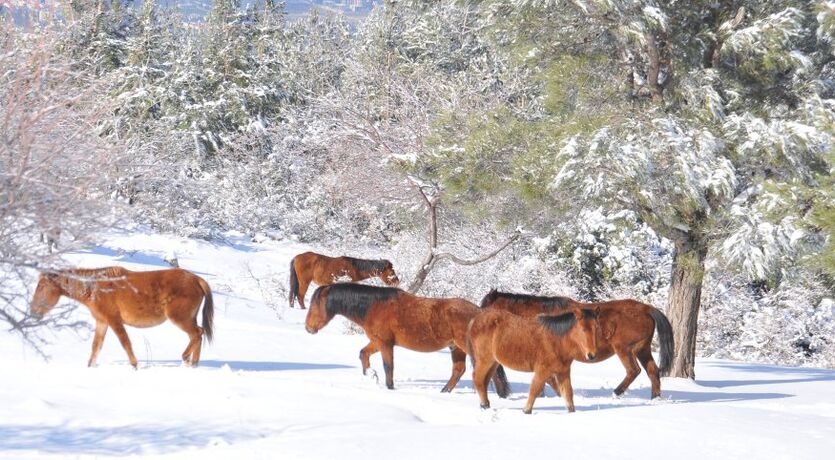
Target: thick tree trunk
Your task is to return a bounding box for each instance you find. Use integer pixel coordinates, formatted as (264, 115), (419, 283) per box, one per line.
(665, 241), (707, 379)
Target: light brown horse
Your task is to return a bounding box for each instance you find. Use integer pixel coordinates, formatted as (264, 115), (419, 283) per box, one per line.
(480, 289), (673, 398)
(467, 308), (601, 413)
(305, 283), (509, 396)
(289, 251), (399, 309)
(30, 267), (214, 368)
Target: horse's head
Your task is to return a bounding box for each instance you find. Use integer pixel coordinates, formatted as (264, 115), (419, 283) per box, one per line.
(305, 286), (333, 334)
(380, 260), (399, 286)
(30, 272), (62, 318)
(571, 307), (601, 361)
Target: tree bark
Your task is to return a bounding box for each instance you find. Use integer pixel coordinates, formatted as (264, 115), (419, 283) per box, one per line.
(665, 240), (708, 379)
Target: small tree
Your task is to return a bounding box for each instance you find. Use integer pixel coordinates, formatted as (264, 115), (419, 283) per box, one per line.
(0, 29), (123, 356)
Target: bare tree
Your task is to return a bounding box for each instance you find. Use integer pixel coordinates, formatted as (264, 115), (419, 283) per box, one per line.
(0, 29), (124, 356)
(313, 48), (520, 292)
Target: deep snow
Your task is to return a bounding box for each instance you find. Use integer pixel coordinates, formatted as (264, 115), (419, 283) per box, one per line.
(2, 229), (834, 459)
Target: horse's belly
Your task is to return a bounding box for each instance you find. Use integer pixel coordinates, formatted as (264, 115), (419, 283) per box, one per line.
(120, 308), (167, 328)
(395, 335), (448, 353)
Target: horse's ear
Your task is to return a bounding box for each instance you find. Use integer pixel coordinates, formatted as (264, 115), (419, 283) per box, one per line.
(573, 308), (583, 320)
(594, 306), (601, 318)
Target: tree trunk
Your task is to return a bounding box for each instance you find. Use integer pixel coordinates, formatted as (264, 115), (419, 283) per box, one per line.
(665, 240), (707, 379)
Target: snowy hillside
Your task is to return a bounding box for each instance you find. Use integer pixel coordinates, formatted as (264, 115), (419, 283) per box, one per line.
(1, 229), (834, 459)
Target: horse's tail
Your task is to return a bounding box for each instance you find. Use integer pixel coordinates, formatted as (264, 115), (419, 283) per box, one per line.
(197, 277), (214, 343)
(289, 257), (299, 309)
(479, 288), (498, 309)
(649, 306), (673, 376)
(493, 365), (511, 399)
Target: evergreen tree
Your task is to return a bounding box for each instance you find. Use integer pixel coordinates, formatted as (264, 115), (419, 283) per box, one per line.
(424, 0), (834, 378)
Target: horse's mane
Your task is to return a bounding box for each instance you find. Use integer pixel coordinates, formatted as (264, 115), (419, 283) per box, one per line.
(344, 257), (389, 274)
(539, 309), (598, 337)
(322, 283), (402, 320)
(482, 290), (575, 312)
(58, 267), (129, 280)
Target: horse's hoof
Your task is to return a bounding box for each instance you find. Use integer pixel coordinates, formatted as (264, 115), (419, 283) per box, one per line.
(480, 403), (490, 410)
(386, 384), (395, 390)
(440, 387), (451, 393)
(522, 408), (532, 415)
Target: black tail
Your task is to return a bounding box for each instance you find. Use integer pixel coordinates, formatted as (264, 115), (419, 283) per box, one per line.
(649, 307), (674, 376)
(197, 277), (214, 343)
(493, 365), (511, 398)
(479, 288), (498, 309)
(289, 257), (299, 308)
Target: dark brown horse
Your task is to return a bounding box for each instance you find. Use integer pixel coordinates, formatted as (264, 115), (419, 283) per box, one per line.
(467, 308), (601, 413)
(480, 289), (673, 398)
(305, 283), (509, 396)
(289, 251), (399, 309)
(30, 267), (214, 368)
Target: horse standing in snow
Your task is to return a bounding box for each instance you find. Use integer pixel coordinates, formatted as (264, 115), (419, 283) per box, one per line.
(288, 251), (399, 309)
(30, 267), (214, 368)
(467, 308), (601, 413)
(480, 289), (674, 398)
(304, 283), (510, 396)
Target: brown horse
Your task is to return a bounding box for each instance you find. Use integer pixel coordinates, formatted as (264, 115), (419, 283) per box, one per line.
(305, 283), (509, 396)
(289, 251), (399, 309)
(467, 308), (601, 413)
(30, 267), (214, 368)
(480, 289), (674, 398)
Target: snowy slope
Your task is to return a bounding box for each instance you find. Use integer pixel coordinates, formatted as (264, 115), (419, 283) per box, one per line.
(2, 228), (834, 459)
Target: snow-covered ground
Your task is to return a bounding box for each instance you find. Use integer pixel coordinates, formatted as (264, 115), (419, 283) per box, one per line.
(2, 229), (834, 459)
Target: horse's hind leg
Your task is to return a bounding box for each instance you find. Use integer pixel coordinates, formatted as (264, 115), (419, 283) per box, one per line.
(547, 375), (561, 397)
(171, 316), (203, 366)
(88, 320), (108, 367)
(613, 347), (641, 396)
(110, 321), (139, 368)
(637, 344), (661, 399)
(473, 360), (497, 409)
(441, 346), (467, 393)
(296, 278), (312, 310)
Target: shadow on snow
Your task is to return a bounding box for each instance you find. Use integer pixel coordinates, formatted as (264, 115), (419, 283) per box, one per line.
(0, 423), (262, 455)
(697, 361), (835, 388)
(146, 359), (354, 372)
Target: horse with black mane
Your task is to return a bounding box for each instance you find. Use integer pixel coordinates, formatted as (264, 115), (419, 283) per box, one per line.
(480, 289), (674, 398)
(289, 251), (399, 309)
(30, 267), (214, 368)
(305, 283), (509, 396)
(467, 307), (601, 413)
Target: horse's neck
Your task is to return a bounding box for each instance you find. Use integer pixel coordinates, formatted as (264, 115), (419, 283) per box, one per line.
(546, 332), (583, 361)
(56, 273), (93, 302)
(355, 269), (376, 281)
(327, 303), (367, 326)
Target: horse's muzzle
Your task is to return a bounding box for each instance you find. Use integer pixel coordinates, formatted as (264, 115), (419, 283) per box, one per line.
(305, 325), (318, 334)
(586, 352), (596, 360)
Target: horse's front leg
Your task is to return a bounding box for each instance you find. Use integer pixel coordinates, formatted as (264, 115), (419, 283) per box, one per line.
(555, 368), (575, 413)
(523, 371), (548, 414)
(380, 343), (395, 390)
(110, 320), (139, 369)
(87, 320), (108, 367)
(358, 341), (378, 376)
